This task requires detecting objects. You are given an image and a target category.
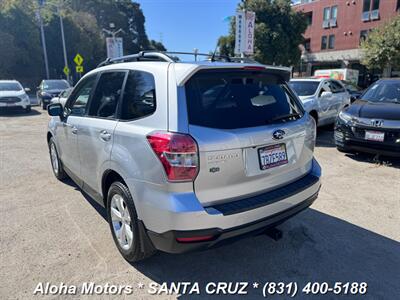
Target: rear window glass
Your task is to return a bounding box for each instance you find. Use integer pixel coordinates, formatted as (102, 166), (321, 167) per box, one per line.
(185, 70), (302, 129)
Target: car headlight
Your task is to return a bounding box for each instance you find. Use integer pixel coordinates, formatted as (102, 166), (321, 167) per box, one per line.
(338, 111), (355, 124)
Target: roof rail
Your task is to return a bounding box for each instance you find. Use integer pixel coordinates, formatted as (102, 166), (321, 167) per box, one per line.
(97, 51), (175, 67)
(97, 50), (237, 67)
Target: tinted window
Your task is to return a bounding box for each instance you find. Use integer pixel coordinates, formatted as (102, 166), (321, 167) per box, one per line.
(330, 80), (345, 93)
(0, 82), (22, 91)
(289, 81), (320, 96)
(88, 72), (126, 118)
(185, 70), (302, 129)
(120, 71), (156, 120)
(67, 76), (96, 116)
(362, 81), (400, 103)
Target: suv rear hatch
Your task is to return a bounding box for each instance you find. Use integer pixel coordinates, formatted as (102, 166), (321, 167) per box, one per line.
(184, 68), (315, 206)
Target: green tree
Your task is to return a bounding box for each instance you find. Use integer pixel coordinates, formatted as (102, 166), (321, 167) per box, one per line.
(218, 0), (307, 66)
(361, 15), (400, 71)
(0, 0), (165, 86)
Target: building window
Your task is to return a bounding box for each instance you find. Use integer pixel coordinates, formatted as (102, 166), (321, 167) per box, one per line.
(330, 6), (338, 27)
(362, 0), (380, 21)
(362, 0), (371, 21)
(360, 30), (369, 44)
(322, 6), (338, 28)
(371, 0), (380, 20)
(304, 39), (311, 52)
(321, 36), (327, 50)
(397, 0), (400, 11)
(371, 0), (380, 10)
(328, 35), (335, 49)
(305, 11), (313, 26)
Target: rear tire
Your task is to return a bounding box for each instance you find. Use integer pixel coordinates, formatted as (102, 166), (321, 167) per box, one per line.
(107, 182), (156, 263)
(48, 137), (67, 180)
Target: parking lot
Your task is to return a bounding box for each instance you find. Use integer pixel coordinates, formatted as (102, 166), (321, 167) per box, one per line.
(0, 107), (399, 299)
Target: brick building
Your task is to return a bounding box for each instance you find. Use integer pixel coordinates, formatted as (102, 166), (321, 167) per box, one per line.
(292, 0), (400, 86)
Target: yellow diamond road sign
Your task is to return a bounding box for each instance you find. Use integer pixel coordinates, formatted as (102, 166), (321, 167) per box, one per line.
(63, 66), (70, 76)
(76, 66), (84, 73)
(74, 54), (84, 66)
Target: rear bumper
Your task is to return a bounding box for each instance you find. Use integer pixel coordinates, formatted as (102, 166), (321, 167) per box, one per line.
(147, 191), (319, 253)
(136, 159), (321, 253)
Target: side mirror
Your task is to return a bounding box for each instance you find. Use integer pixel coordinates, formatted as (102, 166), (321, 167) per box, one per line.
(24, 88), (31, 93)
(321, 91), (333, 98)
(48, 103), (63, 117)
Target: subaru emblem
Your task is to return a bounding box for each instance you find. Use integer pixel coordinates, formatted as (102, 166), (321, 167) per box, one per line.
(272, 130), (285, 140)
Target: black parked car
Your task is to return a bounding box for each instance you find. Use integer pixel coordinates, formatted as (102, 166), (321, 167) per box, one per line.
(341, 80), (364, 103)
(335, 79), (400, 157)
(37, 80), (70, 109)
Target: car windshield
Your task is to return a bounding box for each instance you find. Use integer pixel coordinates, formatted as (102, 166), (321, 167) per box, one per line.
(362, 81), (400, 103)
(289, 81), (320, 96)
(0, 82), (22, 91)
(43, 80), (69, 90)
(185, 70), (303, 129)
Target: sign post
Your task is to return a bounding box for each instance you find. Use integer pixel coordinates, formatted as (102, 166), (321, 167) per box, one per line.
(74, 53), (84, 79)
(234, 10), (255, 57)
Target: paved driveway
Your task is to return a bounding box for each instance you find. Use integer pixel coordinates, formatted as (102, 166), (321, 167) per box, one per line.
(0, 108), (399, 299)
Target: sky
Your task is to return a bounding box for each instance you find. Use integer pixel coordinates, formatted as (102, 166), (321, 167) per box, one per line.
(136, 0), (241, 54)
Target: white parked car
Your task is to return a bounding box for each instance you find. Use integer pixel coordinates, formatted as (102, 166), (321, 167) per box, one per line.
(289, 78), (351, 126)
(50, 88), (73, 107)
(0, 80), (31, 112)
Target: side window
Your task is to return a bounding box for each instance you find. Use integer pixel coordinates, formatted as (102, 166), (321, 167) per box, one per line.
(88, 72), (126, 119)
(120, 71), (156, 120)
(67, 75), (97, 116)
(330, 80), (345, 93)
(318, 82), (331, 97)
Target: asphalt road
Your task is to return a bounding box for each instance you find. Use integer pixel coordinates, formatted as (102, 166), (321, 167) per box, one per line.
(0, 108), (399, 299)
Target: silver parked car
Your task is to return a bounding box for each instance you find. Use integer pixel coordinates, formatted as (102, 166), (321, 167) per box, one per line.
(289, 78), (351, 126)
(47, 51), (321, 262)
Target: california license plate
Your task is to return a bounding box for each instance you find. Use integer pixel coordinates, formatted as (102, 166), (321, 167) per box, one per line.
(258, 144), (288, 170)
(365, 131), (384, 142)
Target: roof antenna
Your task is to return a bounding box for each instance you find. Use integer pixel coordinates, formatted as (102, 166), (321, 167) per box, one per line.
(210, 44), (219, 62)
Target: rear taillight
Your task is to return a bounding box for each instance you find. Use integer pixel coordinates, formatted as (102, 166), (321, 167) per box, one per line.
(146, 131), (199, 182)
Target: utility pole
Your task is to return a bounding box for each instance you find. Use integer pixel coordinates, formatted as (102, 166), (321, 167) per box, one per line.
(37, 0), (49, 79)
(57, 2), (70, 82)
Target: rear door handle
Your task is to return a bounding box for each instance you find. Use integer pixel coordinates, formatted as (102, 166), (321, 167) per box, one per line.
(71, 126), (78, 134)
(99, 130), (111, 142)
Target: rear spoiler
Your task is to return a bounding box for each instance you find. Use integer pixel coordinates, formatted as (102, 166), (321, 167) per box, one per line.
(175, 64), (292, 86)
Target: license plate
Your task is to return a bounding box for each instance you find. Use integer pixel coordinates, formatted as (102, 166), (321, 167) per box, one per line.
(365, 131), (384, 142)
(258, 144), (288, 170)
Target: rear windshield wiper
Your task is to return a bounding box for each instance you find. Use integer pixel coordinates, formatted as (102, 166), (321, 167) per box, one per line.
(267, 112), (301, 124)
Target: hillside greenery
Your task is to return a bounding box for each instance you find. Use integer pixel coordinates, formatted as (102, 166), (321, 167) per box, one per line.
(0, 0), (165, 87)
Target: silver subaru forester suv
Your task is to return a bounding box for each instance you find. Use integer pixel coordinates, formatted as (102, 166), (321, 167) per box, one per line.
(47, 51), (321, 262)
